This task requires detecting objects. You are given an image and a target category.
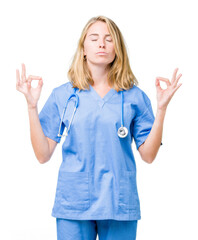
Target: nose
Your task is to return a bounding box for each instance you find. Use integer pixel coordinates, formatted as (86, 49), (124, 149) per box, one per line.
(98, 39), (106, 48)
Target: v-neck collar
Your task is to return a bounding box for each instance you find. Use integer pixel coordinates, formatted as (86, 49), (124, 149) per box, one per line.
(89, 84), (117, 108)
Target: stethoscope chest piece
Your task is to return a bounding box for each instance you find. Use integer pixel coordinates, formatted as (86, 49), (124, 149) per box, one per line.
(117, 126), (128, 138)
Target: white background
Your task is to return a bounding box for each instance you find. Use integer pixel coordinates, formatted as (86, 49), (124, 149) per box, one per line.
(0, 0), (197, 239)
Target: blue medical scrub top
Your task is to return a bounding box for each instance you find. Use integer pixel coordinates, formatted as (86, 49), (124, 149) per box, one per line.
(39, 81), (156, 221)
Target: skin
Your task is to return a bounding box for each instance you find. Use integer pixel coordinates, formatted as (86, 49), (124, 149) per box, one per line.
(83, 21), (116, 97)
(138, 68), (182, 163)
(16, 65), (57, 163)
(16, 21), (182, 164)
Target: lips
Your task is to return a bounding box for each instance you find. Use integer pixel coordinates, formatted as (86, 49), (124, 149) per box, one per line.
(96, 52), (107, 55)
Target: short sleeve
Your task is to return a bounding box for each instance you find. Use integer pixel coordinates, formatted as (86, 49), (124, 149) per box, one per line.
(132, 91), (163, 150)
(39, 89), (63, 143)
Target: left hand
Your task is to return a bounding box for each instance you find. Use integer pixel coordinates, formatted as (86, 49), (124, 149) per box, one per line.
(155, 68), (182, 111)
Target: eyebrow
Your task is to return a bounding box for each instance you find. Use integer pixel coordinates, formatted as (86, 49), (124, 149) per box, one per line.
(88, 33), (111, 37)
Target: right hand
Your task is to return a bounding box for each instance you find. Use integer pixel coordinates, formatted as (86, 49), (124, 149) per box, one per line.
(16, 63), (43, 109)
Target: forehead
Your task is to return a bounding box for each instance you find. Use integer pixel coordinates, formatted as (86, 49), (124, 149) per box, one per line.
(87, 21), (110, 36)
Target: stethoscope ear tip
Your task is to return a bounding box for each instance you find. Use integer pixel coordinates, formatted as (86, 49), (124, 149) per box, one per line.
(57, 129), (69, 138)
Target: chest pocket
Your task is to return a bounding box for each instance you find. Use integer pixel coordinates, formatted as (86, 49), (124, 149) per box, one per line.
(54, 171), (90, 211)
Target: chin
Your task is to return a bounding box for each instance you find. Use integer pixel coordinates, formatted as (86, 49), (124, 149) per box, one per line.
(88, 59), (112, 66)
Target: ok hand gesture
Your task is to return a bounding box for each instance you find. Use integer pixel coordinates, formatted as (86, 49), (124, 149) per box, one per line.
(156, 68), (182, 111)
(16, 63), (43, 109)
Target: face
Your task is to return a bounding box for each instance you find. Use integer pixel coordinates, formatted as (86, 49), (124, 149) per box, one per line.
(83, 21), (116, 67)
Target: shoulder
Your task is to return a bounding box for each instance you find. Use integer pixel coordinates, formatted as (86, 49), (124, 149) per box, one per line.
(53, 81), (73, 94)
(125, 85), (151, 107)
(52, 81), (74, 101)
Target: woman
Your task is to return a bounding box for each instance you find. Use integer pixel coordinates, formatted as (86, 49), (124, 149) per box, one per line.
(16, 16), (182, 240)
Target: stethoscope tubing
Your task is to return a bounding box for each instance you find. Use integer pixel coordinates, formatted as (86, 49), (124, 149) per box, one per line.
(57, 89), (79, 137)
(117, 90), (128, 138)
(57, 87), (128, 139)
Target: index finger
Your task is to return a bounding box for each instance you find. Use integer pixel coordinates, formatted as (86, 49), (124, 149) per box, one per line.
(16, 69), (21, 85)
(171, 68), (179, 84)
(27, 75), (43, 81)
(21, 63), (26, 82)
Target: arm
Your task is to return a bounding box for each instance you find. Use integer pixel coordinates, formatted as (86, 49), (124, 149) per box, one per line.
(16, 63), (57, 164)
(138, 68), (182, 164)
(138, 109), (165, 163)
(28, 106), (57, 164)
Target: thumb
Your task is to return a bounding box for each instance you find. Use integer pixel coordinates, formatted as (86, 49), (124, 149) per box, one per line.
(155, 78), (162, 91)
(37, 78), (43, 89)
(27, 79), (31, 90)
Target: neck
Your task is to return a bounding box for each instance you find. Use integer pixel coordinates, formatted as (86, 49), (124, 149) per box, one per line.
(87, 60), (110, 87)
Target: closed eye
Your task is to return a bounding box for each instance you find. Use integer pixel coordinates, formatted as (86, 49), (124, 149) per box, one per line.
(91, 39), (112, 42)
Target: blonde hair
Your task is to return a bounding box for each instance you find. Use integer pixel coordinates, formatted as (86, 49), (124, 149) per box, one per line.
(67, 15), (138, 92)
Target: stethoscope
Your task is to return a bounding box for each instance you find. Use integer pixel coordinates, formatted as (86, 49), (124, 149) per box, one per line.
(57, 87), (128, 139)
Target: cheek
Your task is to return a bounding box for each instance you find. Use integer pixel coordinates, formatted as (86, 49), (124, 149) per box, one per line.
(110, 47), (116, 57)
(109, 48), (116, 62)
(109, 44), (115, 53)
(84, 42), (95, 55)
(83, 40), (91, 53)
